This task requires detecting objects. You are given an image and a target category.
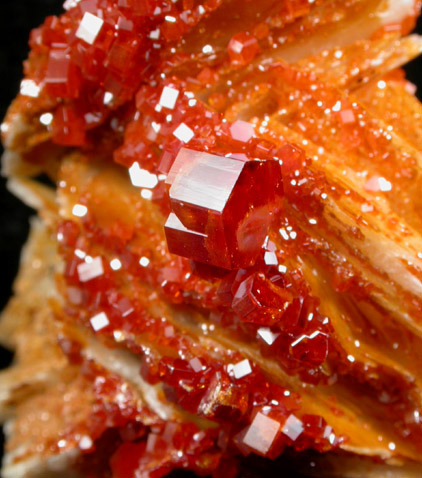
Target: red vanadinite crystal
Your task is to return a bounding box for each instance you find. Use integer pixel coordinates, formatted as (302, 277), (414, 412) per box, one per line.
(227, 32), (260, 66)
(165, 148), (283, 269)
(231, 272), (292, 325)
(290, 331), (330, 368)
(45, 48), (82, 98)
(110, 423), (225, 478)
(52, 104), (86, 145)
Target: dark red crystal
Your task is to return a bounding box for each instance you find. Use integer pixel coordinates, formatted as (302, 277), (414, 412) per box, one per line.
(232, 272), (293, 325)
(165, 148), (283, 269)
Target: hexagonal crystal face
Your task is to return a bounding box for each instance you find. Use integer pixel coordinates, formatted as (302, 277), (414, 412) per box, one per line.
(165, 148), (282, 269)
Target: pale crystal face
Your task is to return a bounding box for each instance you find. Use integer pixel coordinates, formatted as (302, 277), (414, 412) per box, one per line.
(264, 251), (278, 266)
(77, 257), (104, 282)
(20, 79), (41, 98)
(281, 414), (304, 441)
(243, 412), (280, 454)
(78, 435), (94, 450)
(229, 120), (255, 143)
(72, 204), (88, 218)
(189, 357), (204, 373)
(232, 359), (252, 379)
(257, 327), (279, 345)
(76, 12), (104, 45)
(172, 123), (195, 143)
(90, 312), (110, 332)
(169, 151), (245, 213)
(129, 162), (159, 189)
(165, 148), (282, 269)
(159, 86), (180, 110)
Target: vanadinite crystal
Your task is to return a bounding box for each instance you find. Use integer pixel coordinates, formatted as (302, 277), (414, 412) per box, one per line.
(165, 148), (283, 269)
(231, 272), (293, 325)
(227, 32), (260, 67)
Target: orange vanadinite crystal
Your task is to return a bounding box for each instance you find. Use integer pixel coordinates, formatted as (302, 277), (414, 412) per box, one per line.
(227, 32), (260, 66)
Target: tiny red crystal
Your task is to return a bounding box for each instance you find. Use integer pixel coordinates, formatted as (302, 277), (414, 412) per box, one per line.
(232, 273), (293, 325)
(227, 32), (260, 66)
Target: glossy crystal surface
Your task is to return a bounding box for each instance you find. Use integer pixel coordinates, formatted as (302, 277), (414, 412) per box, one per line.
(165, 148), (283, 269)
(227, 32), (260, 67)
(243, 412), (280, 455)
(232, 272), (292, 324)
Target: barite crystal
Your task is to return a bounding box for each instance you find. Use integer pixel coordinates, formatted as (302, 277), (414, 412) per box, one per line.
(6, 0), (421, 472)
(164, 148), (283, 269)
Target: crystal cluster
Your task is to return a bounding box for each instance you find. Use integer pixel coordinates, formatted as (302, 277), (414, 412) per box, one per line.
(3, 0), (422, 477)
(24, 0), (227, 146)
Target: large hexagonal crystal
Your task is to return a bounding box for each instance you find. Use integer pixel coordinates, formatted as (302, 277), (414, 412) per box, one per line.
(165, 148), (282, 269)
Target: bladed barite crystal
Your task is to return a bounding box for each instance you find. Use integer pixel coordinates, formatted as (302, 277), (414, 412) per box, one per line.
(165, 148), (283, 269)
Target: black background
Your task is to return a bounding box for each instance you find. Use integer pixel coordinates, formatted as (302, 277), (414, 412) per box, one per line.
(0, 0), (64, 352)
(0, 0), (65, 457)
(0, 0), (422, 470)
